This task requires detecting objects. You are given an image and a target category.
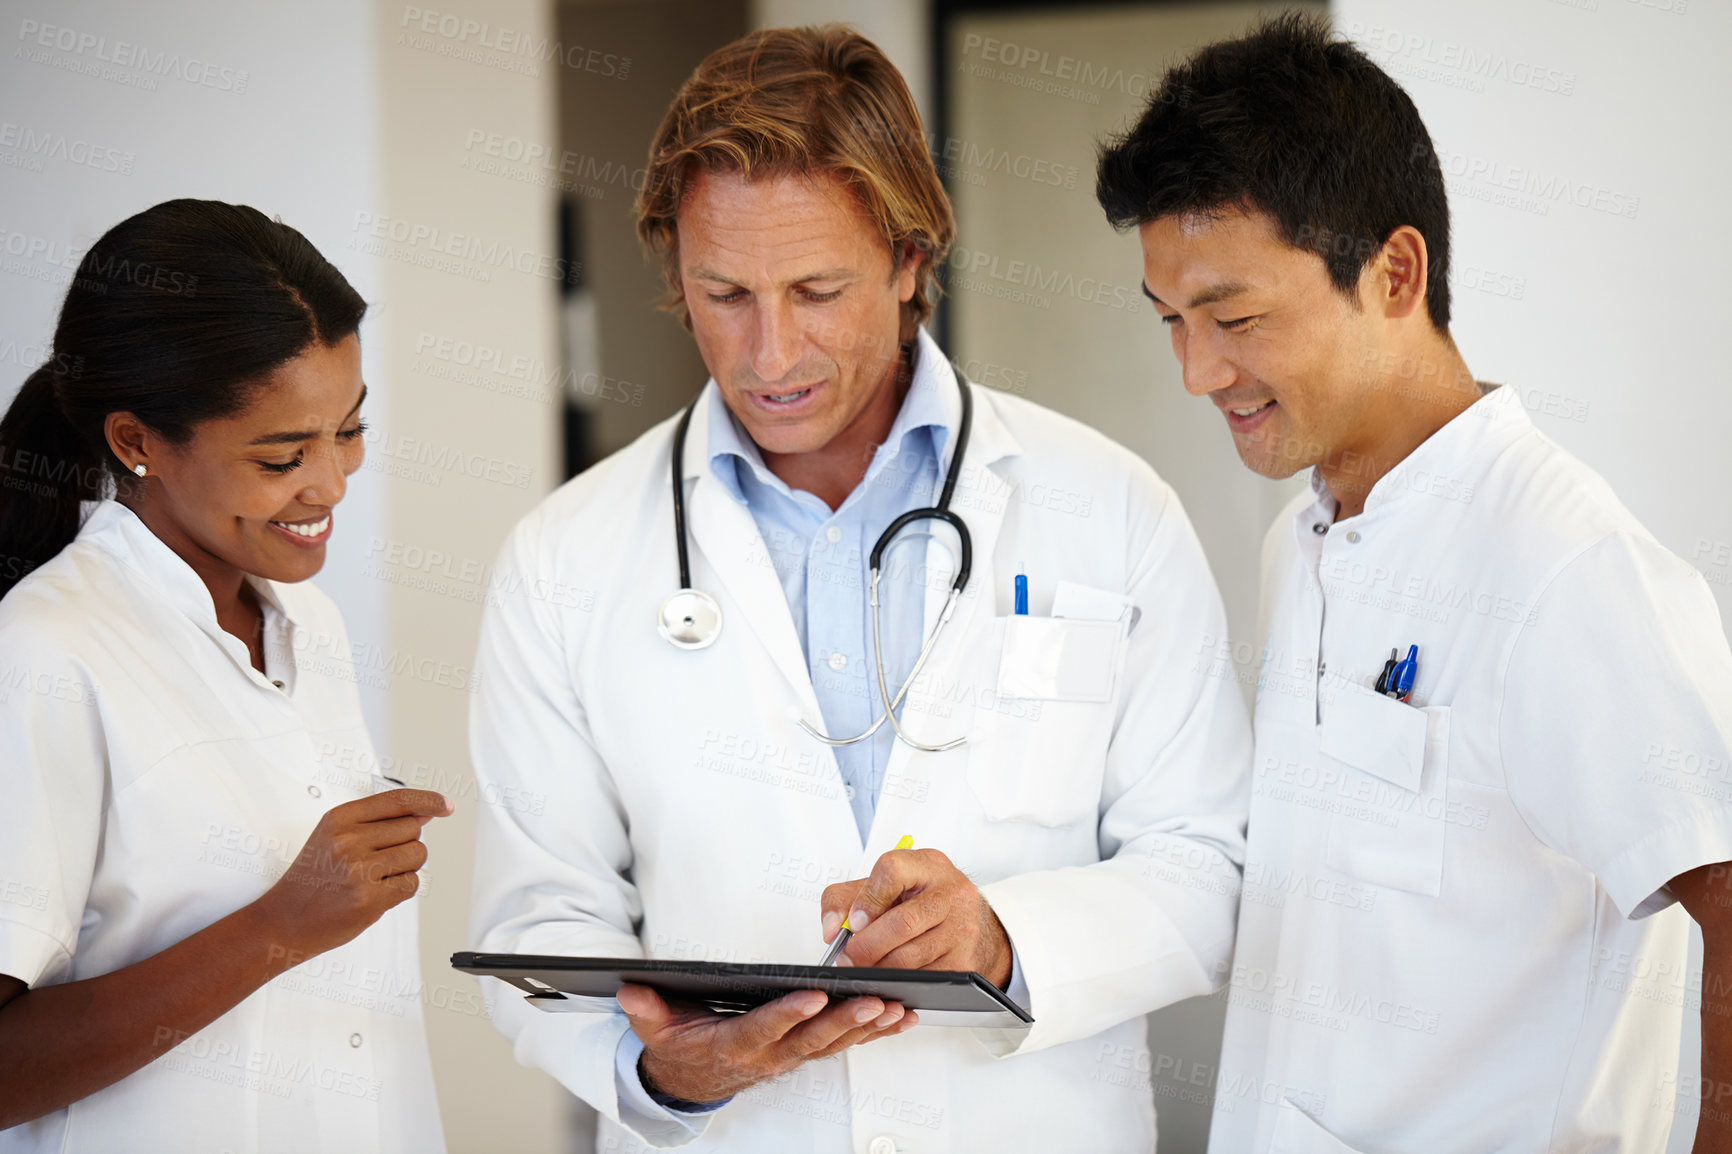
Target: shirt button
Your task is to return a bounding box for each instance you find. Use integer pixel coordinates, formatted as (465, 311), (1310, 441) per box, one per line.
(869, 1137), (898, 1154)
(844, 785), (856, 800)
(348, 1033), (363, 1048)
(828, 652), (848, 671)
(1345, 530), (1362, 544)
(307, 785), (322, 799)
(1312, 522), (1327, 535)
(271, 679), (285, 690)
(825, 526), (843, 544)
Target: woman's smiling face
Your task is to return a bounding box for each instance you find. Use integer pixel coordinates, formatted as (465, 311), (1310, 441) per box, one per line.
(109, 333), (367, 584)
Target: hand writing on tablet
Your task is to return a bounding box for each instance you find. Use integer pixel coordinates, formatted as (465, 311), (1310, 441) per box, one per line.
(821, 846), (1013, 988)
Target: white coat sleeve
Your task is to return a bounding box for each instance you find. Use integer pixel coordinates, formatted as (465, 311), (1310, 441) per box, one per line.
(467, 512), (714, 1148)
(0, 615), (106, 990)
(1501, 531), (1732, 918)
(977, 475), (1252, 1056)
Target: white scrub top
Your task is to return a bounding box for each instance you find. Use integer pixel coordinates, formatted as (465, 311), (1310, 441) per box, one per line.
(0, 501), (445, 1154)
(1210, 384), (1732, 1152)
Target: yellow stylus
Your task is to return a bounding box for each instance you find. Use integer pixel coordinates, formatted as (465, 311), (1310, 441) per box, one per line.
(818, 835), (913, 966)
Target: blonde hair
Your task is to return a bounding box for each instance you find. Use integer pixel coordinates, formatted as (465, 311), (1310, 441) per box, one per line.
(635, 25), (955, 331)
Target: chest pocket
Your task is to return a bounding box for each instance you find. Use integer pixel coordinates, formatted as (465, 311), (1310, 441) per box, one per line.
(966, 615), (1128, 827)
(1318, 679), (1452, 898)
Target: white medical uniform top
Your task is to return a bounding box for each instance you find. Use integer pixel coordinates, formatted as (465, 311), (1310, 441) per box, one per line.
(1209, 384), (1732, 1152)
(0, 501), (445, 1154)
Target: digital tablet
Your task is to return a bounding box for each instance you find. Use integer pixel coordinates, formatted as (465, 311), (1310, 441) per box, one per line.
(451, 951), (1034, 1030)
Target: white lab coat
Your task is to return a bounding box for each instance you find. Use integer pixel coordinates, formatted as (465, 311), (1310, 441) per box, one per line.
(468, 334), (1251, 1153)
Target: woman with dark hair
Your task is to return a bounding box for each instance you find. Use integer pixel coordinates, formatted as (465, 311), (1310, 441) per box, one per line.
(0, 200), (448, 1153)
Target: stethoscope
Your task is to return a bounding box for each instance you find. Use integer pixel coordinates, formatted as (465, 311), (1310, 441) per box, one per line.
(657, 372), (975, 753)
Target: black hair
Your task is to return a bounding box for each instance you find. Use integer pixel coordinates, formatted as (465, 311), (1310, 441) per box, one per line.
(0, 199), (365, 598)
(1096, 10), (1451, 332)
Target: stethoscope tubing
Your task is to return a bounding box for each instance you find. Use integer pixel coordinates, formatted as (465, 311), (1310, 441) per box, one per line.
(671, 369), (974, 597)
(664, 369), (976, 751)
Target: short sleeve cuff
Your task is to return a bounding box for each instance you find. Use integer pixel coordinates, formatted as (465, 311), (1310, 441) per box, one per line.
(1598, 804), (1732, 920)
(0, 917), (72, 987)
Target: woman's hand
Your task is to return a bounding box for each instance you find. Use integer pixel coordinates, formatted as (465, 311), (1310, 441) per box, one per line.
(254, 788), (453, 957)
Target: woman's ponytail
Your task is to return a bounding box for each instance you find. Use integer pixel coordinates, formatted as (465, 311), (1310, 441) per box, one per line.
(0, 364), (104, 598)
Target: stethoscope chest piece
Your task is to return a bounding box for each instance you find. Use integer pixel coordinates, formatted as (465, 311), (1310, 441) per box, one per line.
(659, 588), (722, 650)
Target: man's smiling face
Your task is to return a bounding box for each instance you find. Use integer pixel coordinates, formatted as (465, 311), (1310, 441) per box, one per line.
(1137, 206), (1386, 479)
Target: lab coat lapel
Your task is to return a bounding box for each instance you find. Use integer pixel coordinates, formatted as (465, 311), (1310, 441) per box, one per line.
(681, 392), (826, 723)
(872, 376), (1021, 842)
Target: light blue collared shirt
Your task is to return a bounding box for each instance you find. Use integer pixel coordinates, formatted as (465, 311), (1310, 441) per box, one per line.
(706, 359), (953, 837)
(615, 340), (1022, 1132)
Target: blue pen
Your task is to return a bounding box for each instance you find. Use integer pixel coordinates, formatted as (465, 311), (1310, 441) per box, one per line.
(1014, 571), (1028, 615)
(1392, 644), (1418, 702)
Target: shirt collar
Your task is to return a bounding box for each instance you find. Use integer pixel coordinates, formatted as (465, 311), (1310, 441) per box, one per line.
(1305, 467), (1338, 518)
(705, 327), (958, 507)
(1306, 382), (1532, 519)
(82, 500), (305, 677)
(1365, 382), (1530, 514)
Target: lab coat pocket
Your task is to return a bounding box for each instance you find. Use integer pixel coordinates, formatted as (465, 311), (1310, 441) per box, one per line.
(1269, 1098), (1367, 1153)
(1320, 680), (1450, 898)
(967, 615), (1127, 826)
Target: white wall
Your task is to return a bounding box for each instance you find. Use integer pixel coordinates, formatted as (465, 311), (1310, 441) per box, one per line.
(370, 2), (567, 1150)
(1332, 2), (1731, 1147)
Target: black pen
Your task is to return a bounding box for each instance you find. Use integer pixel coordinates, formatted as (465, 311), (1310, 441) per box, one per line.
(1375, 648), (1398, 695)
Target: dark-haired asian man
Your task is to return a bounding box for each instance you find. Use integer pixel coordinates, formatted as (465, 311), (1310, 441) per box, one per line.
(1098, 13), (1732, 1153)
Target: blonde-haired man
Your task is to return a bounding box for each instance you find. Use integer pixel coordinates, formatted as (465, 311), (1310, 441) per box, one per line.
(469, 26), (1249, 1152)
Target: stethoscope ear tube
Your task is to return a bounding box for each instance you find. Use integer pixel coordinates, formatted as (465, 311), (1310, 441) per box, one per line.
(865, 376), (975, 595)
(669, 397), (699, 592)
(870, 507), (972, 595)
(659, 398), (722, 649)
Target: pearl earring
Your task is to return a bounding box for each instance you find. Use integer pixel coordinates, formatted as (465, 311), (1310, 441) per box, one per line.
(133, 464), (147, 477)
